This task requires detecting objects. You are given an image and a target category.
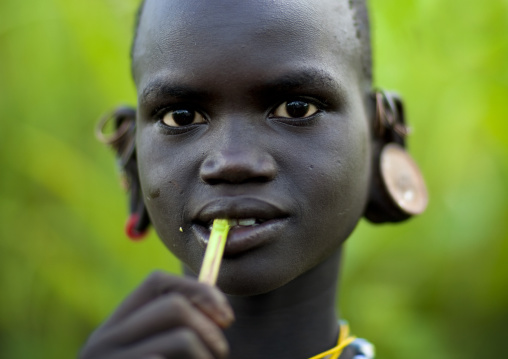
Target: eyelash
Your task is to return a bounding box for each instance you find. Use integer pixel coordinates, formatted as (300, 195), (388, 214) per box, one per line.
(268, 98), (324, 125)
(154, 105), (207, 134)
(269, 98), (322, 114)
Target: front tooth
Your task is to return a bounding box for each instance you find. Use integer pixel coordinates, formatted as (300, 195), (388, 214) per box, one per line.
(238, 218), (256, 226)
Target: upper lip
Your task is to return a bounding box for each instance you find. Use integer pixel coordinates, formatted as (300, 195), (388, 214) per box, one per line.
(193, 197), (288, 226)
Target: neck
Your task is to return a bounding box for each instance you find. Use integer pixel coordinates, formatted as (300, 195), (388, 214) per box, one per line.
(224, 248), (343, 359)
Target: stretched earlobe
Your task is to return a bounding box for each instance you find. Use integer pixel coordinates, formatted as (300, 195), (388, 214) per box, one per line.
(364, 91), (428, 224)
(96, 106), (137, 167)
(96, 106), (151, 239)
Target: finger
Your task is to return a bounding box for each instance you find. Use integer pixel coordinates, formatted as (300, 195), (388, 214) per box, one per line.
(103, 271), (234, 328)
(124, 328), (218, 359)
(105, 293), (229, 359)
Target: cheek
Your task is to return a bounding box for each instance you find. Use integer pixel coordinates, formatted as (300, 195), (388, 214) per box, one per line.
(333, 119), (370, 217)
(137, 155), (182, 239)
(296, 116), (371, 247)
(137, 125), (198, 215)
(136, 129), (204, 265)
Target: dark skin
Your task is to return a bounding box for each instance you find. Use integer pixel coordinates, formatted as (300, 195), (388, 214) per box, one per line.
(81, 0), (377, 358)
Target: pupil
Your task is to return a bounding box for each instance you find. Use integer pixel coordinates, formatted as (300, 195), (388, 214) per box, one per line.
(286, 101), (309, 118)
(172, 110), (195, 126)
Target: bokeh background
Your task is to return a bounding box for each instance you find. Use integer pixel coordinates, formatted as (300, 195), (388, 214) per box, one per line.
(1, 0), (507, 358)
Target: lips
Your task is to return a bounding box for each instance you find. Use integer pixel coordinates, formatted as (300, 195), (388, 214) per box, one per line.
(191, 197), (289, 256)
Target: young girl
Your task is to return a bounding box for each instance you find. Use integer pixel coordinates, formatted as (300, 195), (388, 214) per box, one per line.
(84, 0), (427, 358)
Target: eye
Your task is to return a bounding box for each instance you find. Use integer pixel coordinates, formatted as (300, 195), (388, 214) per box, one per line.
(161, 109), (206, 127)
(271, 100), (319, 118)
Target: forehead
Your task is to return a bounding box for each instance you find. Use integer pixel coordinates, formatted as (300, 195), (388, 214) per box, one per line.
(133, 0), (363, 92)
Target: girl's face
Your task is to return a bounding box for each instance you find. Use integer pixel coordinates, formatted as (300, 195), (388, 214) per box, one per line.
(133, 0), (372, 295)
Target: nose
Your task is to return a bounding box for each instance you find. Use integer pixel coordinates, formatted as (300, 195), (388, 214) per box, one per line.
(200, 131), (277, 185)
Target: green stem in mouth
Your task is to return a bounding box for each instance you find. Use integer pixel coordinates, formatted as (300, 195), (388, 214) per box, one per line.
(198, 219), (232, 286)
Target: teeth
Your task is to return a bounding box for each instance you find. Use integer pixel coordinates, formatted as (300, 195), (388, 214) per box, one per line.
(238, 218), (256, 226)
(208, 218), (259, 231)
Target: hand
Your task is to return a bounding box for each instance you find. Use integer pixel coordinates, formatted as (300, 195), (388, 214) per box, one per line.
(79, 271), (234, 359)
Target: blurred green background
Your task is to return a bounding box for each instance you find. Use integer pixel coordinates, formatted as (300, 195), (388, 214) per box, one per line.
(1, 0), (507, 358)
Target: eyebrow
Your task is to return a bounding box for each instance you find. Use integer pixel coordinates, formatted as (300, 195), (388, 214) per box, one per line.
(251, 68), (347, 110)
(257, 69), (340, 93)
(140, 68), (344, 106)
(140, 80), (210, 105)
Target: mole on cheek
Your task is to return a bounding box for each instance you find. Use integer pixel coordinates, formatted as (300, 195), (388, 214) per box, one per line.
(149, 187), (160, 199)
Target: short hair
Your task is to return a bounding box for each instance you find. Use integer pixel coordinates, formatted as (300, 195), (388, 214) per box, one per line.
(131, 0), (372, 82)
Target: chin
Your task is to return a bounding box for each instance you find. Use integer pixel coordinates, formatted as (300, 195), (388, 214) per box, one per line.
(217, 278), (283, 297)
(214, 262), (297, 297)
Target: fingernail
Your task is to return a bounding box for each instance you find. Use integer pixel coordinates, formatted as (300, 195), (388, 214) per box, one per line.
(217, 339), (229, 357)
(219, 307), (235, 326)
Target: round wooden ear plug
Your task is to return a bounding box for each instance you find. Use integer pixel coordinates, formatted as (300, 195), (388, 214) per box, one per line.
(380, 143), (428, 215)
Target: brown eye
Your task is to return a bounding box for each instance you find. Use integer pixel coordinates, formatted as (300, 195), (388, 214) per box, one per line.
(162, 109), (206, 127)
(272, 100), (318, 118)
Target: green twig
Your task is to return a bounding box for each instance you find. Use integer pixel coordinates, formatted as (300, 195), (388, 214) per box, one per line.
(198, 219), (231, 286)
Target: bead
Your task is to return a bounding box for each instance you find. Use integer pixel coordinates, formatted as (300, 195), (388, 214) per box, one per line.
(350, 338), (375, 359)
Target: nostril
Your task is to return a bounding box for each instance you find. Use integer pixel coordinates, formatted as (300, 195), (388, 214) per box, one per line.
(205, 176), (272, 185)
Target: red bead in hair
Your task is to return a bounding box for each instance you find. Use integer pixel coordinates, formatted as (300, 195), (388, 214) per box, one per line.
(125, 214), (148, 241)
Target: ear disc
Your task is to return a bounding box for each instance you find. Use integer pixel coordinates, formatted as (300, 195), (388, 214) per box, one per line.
(364, 90), (428, 224)
(380, 143), (428, 216)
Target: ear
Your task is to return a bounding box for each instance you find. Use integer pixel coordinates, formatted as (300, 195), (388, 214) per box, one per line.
(363, 91), (428, 224)
(96, 106), (151, 238)
(123, 151), (151, 238)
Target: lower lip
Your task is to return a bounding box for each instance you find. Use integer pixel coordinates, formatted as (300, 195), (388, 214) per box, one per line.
(191, 218), (289, 256)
